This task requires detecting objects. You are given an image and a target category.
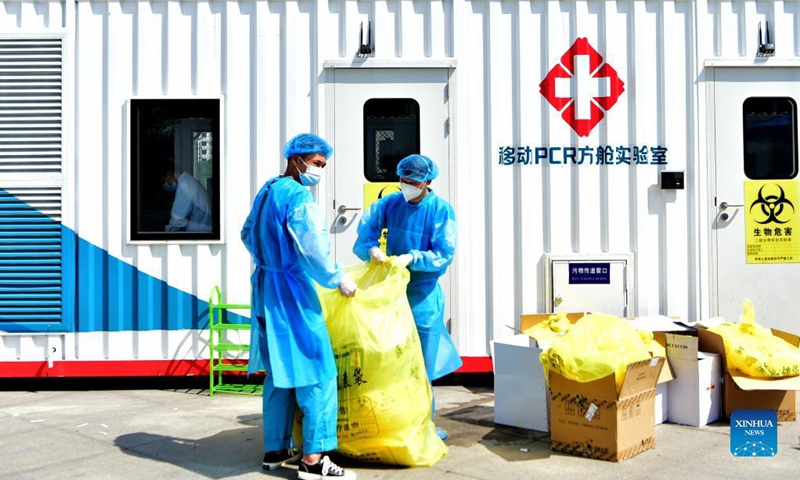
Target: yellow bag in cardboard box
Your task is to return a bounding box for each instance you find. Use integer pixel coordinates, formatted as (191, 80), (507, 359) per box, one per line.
(315, 261), (447, 467)
(540, 312), (652, 393)
(523, 312), (571, 342)
(708, 299), (800, 378)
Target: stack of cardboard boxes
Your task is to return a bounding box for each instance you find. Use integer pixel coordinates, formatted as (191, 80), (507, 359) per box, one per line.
(491, 313), (800, 462)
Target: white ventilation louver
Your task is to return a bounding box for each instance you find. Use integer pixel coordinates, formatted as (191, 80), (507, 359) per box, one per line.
(0, 38), (62, 174)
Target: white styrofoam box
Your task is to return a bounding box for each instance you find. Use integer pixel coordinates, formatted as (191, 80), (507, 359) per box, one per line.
(655, 382), (669, 425)
(665, 333), (722, 427)
(491, 334), (549, 432)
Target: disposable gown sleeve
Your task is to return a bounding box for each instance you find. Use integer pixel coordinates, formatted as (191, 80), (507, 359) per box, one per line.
(409, 203), (457, 272)
(169, 185), (193, 222)
(353, 200), (385, 262)
(164, 186), (193, 231)
(240, 189), (263, 258)
(287, 199), (344, 289)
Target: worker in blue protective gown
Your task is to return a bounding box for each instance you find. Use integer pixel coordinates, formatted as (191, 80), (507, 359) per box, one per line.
(241, 133), (357, 480)
(353, 154), (462, 441)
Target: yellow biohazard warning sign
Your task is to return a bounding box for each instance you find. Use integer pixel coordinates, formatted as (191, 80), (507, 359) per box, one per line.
(363, 183), (401, 253)
(744, 180), (800, 264)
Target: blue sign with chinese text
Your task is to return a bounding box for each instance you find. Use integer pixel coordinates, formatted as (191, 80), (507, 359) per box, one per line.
(569, 263), (610, 284)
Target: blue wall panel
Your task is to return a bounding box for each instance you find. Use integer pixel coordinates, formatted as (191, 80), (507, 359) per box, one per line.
(0, 188), (248, 334)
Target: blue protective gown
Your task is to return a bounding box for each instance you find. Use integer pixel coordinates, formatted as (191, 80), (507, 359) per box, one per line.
(241, 176), (343, 388)
(353, 189), (462, 381)
(166, 172), (212, 232)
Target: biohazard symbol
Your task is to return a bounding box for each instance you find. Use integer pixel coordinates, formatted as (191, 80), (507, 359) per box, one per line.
(377, 185), (400, 199)
(749, 184), (795, 224)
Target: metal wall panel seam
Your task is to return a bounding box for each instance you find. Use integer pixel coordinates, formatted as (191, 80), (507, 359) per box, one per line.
(477, 1), (494, 348)
(487, 1), (514, 346)
(686, 0), (703, 321)
(511, 0), (523, 335)
(693, 0), (711, 321)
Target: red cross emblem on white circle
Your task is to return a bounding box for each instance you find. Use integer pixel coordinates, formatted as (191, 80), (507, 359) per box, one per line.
(539, 38), (625, 137)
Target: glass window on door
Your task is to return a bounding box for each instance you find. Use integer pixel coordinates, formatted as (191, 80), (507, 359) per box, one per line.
(363, 99), (420, 182)
(743, 97), (798, 179)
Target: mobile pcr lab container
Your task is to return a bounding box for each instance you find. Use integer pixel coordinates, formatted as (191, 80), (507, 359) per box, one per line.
(2, 0), (799, 377)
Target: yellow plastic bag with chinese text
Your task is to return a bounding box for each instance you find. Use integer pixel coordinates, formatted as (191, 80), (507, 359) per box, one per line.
(540, 313), (653, 393)
(316, 261), (447, 467)
(708, 299), (800, 378)
(523, 312), (571, 342)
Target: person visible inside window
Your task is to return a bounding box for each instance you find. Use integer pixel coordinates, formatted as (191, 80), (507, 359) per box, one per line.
(160, 159), (212, 232)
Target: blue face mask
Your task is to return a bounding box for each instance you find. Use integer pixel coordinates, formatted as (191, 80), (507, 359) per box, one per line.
(163, 181), (177, 192)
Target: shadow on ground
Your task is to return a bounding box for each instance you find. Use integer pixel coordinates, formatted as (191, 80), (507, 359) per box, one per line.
(441, 404), (552, 461)
(114, 414), (279, 479)
(113, 413), (411, 478)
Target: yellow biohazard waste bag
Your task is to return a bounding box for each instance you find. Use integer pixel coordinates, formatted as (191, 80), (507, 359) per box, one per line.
(709, 299), (800, 378)
(540, 312), (652, 393)
(315, 261), (447, 467)
(523, 312), (571, 342)
(644, 330), (665, 358)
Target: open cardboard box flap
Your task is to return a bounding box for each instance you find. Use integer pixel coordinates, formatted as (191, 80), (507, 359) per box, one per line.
(619, 357), (665, 398)
(549, 357), (664, 400)
(651, 332), (676, 384)
(729, 370), (800, 390)
(698, 326), (800, 391)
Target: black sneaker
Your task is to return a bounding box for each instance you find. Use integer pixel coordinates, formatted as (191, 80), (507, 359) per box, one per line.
(297, 455), (356, 480)
(262, 448), (301, 470)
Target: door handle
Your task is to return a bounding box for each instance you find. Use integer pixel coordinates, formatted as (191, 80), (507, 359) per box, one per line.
(719, 201), (743, 210)
(337, 204), (362, 215)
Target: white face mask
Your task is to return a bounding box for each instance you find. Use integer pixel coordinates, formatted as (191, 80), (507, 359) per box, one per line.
(400, 183), (423, 202)
(299, 159), (324, 186)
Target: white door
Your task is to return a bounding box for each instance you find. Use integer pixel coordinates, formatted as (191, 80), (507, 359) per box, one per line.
(712, 67), (800, 332)
(329, 67), (452, 319)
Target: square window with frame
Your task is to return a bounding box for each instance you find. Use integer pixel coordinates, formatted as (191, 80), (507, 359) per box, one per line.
(130, 98), (221, 241)
(743, 97), (798, 180)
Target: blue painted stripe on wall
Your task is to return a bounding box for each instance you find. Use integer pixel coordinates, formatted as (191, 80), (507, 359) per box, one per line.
(71, 226), (249, 334)
(0, 188), (249, 334)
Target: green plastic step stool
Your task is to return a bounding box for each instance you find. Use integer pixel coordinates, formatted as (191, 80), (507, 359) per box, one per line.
(208, 286), (263, 396)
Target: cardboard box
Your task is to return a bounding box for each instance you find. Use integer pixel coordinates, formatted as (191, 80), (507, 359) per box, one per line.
(698, 327), (800, 421)
(664, 333), (722, 427)
(491, 313), (586, 432)
(549, 357), (665, 462)
(636, 330), (676, 425)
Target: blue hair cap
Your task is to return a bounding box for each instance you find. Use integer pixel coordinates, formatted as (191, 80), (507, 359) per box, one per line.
(396, 154), (439, 182)
(284, 133), (334, 159)
(397, 155), (439, 182)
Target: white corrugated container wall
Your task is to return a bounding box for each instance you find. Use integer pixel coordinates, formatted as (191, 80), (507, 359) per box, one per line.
(454, 0), (699, 351)
(1, 0), (799, 367)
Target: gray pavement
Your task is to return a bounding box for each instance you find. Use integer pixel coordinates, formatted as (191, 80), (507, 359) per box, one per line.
(1, 381), (799, 480)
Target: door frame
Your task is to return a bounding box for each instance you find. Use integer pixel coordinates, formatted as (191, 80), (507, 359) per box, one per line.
(705, 63), (800, 320)
(322, 63), (460, 330)
(706, 65), (720, 319)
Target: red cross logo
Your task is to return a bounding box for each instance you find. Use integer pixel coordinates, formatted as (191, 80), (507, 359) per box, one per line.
(539, 38), (625, 137)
